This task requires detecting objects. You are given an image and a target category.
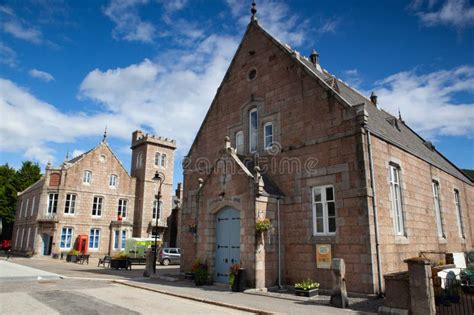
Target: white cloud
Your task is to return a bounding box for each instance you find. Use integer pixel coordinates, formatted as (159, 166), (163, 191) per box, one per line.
(0, 42), (16, 67)
(104, 0), (155, 43)
(411, 0), (474, 29)
(318, 17), (341, 34)
(374, 66), (474, 138)
(0, 6), (43, 44)
(29, 69), (55, 82)
(0, 32), (238, 165)
(225, 0), (307, 46)
(71, 149), (84, 158)
(343, 68), (363, 88)
(158, 0), (187, 13)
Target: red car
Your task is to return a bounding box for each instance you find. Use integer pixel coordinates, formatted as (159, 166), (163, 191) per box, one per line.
(0, 240), (11, 251)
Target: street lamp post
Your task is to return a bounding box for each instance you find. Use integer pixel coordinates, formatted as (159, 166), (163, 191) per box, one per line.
(152, 171), (165, 274)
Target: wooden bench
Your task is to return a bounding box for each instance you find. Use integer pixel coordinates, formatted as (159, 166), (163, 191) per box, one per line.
(98, 255), (111, 268)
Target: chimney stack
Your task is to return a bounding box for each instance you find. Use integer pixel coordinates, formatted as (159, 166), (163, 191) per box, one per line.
(310, 48), (319, 66)
(370, 92), (378, 106)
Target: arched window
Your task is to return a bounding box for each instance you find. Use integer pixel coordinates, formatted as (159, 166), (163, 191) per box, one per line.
(155, 152), (161, 166)
(236, 131), (244, 154)
(249, 108), (258, 152)
(161, 154), (167, 168)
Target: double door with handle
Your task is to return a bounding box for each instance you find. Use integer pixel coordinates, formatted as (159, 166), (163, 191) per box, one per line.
(215, 207), (241, 283)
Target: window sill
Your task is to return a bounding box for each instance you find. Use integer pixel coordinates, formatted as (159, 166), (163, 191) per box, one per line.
(394, 235), (409, 244)
(438, 237), (448, 244)
(311, 234), (336, 244)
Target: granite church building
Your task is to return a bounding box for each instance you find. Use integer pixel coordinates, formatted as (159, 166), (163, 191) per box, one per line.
(11, 130), (177, 257)
(179, 8), (474, 294)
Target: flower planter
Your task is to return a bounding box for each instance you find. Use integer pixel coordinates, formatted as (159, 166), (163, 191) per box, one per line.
(66, 254), (78, 263)
(110, 259), (129, 269)
(295, 288), (319, 297)
(231, 269), (246, 292)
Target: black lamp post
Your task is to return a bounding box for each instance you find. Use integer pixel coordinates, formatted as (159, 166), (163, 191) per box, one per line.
(152, 171), (165, 274)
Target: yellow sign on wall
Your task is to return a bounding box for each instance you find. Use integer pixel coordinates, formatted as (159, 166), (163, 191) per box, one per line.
(316, 244), (332, 269)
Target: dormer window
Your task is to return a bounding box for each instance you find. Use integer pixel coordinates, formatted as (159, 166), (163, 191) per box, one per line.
(264, 122), (273, 149)
(235, 131), (244, 154)
(109, 174), (117, 188)
(249, 108), (258, 153)
(83, 170), (92, 184)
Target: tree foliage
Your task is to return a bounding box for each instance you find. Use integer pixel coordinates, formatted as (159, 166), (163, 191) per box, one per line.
(0, 161), (41, 239)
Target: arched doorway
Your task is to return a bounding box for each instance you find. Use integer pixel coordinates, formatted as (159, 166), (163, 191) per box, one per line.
(215, 207), (240, 283)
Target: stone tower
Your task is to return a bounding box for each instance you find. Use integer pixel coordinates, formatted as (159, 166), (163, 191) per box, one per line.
(130, 130), (176, 240)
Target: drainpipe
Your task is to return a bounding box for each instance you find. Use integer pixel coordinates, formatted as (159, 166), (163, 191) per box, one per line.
(277, 197), (282, 290)
(367, 130), (384, 297)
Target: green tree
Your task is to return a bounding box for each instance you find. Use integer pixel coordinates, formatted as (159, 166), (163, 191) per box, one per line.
(0, 161), (41, 240)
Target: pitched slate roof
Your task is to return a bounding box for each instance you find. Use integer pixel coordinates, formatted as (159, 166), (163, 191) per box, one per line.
(252, 22), (472, 184)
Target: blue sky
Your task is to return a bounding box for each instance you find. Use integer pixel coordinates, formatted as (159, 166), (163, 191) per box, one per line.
(1, 0), (473, 187)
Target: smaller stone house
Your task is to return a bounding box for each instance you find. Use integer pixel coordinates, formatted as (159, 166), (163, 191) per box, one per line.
(12, 140), (136, 257)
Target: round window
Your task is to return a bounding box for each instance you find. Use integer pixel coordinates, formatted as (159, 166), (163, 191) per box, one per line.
(248, 68), (257, 81)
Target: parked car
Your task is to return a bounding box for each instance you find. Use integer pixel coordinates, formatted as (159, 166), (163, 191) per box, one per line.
(0, 240), (11, 251)
(159, 248), (181, 265)
(460, 249), (474, 292)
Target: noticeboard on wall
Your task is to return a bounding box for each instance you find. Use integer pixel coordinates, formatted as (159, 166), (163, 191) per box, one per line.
(316, 244), (332, 269)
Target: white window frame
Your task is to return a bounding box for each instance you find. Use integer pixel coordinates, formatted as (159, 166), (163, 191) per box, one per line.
(136, 152), (143, 169)
(26, 227), (31, 249)
(454, 189), (465, 239)
(109, 174), (118, 188)
(20, 227), (25, 249)
(264, 122), (273, 149)
(249, 108), (258, 153)
(92, 196), (103, 217)
(60, 227), (73, 249)
(83, 170), (92, 184)
(389, 165), (405, 236)
(121, 230), (127, 249)
(118, 199), (127, 218)
(19, 200), (23, 219)
(47, 193), (58, 214)
(64, 193), (76, 215)
(154, 152), (161, 166)
(432, 181), (445, 238)
(161, 154), (167, 168)
(30, 196), (35, 216)
(152, 200), (162, 220)
(14, 228), (19, 248)
(89, 228), (100, 250)
(113, 230), (119, 249)
(312, 185), (336, 235)
(235, 131), (244, 154)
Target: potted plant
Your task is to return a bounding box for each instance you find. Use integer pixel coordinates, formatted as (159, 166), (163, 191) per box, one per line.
(256, 218), (271, 234)
(229, 263), (246, 292)
(294, 279), (320, 297)
(110, 252), (130, 269)
(66, 249), (79, 262)
(192, 259), (208, 286)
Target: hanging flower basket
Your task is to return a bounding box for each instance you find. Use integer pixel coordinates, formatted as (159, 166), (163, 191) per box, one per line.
(256, 218), (272, 233)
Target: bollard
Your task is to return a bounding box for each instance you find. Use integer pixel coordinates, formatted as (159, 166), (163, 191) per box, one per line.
(330, 258), (349, 308)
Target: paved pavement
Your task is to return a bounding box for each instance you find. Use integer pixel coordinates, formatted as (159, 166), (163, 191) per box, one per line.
(1, 257), (380, 314)
(0, 260), (62, 281)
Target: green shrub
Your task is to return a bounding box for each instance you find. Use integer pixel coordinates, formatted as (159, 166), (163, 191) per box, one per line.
(294, 279), (320, 290)
(256, 218), (272, 233)
(68, 249), (79, 256)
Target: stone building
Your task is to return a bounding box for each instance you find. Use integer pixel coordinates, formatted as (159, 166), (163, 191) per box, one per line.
(11, 130), (176, 257)
(179, 11), (474, 294)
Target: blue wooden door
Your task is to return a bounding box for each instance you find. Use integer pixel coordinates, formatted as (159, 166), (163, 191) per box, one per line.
(215, 207), (240, 283)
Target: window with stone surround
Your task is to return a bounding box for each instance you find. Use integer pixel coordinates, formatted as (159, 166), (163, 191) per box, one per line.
(19, 200), (23, 219)
(161, 154), (167, 168)
(432, 181), (445, 238)
(249, 108), (258, 153)
(121, 230), (127, 249)
(47, 193), (58, 214)
(24, 198), (29, 218)
(30, 196), (35, 216)
(60, 227), (73, 249)
(264, 122), (273, 149)
(89, 228), (100, 250)
(92, 196), (103, 217)
(64, 193), (76, 215)
(235, 131), (244, 154)
(389, 164), (405, 236)
(118, 199), (127, 218)
(152, 200), (162, 220)
(83, 170), (92, 184)
(155, 152), (161, 166)
(312, 185), (336, 235)
(113, 230), (119, 249)
(454, 189), (465, 239)
(136, 152), (143, 169)
(109, 174), (118, 188)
